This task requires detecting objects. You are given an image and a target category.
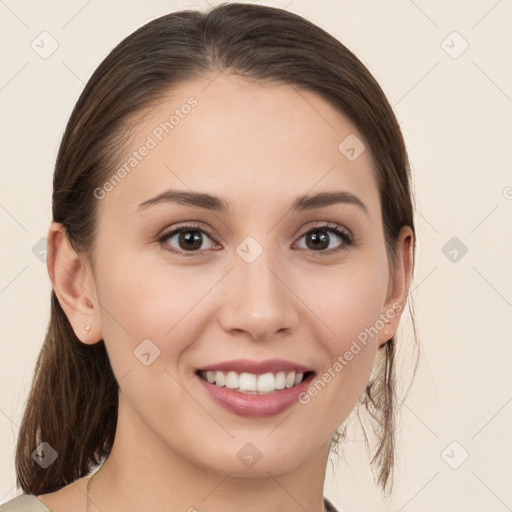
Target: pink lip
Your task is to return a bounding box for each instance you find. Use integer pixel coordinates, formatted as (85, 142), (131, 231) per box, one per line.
(197, 358), (313, 375)
(196, 371), (315, 417)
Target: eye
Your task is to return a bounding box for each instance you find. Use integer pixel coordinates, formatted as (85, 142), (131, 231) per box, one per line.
(158, 223), (218, 256)
(157, 221), (354, 257)
(294, 222), (354, 254)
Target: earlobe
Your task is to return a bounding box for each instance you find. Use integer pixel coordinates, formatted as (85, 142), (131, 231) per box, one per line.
(46, 222), (102, 345)
(378, 226), (414, 348)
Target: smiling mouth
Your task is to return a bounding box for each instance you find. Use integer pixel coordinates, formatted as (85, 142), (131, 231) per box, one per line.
(196, 369), (315, 395)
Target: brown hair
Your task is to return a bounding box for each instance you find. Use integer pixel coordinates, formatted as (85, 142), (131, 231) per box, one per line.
(15, 2), (419, 499)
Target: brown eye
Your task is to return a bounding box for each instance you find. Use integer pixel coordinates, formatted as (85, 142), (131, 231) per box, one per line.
(295, 224), (353, 254)
(304, 230), (330, 250)
(176, 230), (204, 251)
(160, 225), (216, 254)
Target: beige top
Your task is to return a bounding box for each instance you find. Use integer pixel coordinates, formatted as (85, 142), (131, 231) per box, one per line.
(0, 495), (50, 512)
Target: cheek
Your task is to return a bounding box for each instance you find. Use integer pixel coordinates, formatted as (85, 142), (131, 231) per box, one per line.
(93, 248), (216, 363)
(298, 265), (388, 421)
(329, 276), (386, 346)
(306, 256), (389, 345)
(300, 253), (389, 393)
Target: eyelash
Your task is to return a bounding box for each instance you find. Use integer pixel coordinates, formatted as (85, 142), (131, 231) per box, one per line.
(157, 222), (354, 257)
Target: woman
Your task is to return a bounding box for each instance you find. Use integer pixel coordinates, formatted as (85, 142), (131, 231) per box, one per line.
(1, 3), (418, 511)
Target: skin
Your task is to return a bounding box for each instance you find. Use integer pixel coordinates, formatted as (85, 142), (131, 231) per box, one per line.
(40, 73), (413, 512)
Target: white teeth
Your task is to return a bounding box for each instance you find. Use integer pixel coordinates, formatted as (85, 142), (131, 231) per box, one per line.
(275, 371), (286, 390)
(225, 371), (238, 389)
(239, 372), (257, 391)
(215, 371), (225, 387)
(257, 372), (275, 392)
(199, 370), (306, 394)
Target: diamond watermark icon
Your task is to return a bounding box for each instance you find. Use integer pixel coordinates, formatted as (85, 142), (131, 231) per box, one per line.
(237, 442), (263, 468)
(338, 134), (365, 162)
(32, 442), (58, 469)
(31, 31), (59, 59)
(236, 236), (263, 264)
(442, 237), (468, 263)
(32, 236), (48, 262)
(441, 31), (469, 59)
(134, 338), (161, 366)
(441, 441), (469, 469)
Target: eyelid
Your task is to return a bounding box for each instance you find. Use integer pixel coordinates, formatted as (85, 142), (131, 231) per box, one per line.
(297, 221), (353, 243)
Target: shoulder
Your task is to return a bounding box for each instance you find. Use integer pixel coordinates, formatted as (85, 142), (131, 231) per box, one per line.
(1, 477), (88, 512)
(0, 494), (50, 512)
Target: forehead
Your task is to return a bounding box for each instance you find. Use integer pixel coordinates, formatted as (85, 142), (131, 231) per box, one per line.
(100, 73), (380, 219)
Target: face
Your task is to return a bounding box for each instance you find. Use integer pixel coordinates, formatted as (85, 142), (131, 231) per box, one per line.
(84, 73), (402, 476)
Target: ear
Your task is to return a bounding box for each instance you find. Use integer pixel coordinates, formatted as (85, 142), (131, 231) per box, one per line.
(46, 222), (102, 345)
(377, 226), (414, 349)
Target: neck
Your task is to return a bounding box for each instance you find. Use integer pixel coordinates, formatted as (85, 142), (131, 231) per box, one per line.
(85, 394), (331, 512)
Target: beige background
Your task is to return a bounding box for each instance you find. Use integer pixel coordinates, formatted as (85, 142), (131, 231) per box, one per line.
(1, 1), (511, 510)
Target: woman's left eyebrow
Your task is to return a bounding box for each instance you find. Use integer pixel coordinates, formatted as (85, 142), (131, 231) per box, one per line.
(137, 188), (369, 217)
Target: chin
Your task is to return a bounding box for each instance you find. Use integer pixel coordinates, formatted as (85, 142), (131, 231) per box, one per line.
(201, 443), (305, 478)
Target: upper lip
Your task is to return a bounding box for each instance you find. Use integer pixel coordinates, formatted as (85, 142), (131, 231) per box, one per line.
(197, 358), (313, 375)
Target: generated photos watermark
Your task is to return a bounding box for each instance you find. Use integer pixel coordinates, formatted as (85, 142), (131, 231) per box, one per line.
(298, 302), (402, 405)
(93, 96), (198, 200)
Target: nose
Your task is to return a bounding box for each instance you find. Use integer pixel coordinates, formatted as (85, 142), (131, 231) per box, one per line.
(217, 244), (300, 341)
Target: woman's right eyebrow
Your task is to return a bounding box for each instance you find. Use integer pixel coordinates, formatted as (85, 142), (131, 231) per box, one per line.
(137, 189), (229, 213)
(137, 188), (369, 217)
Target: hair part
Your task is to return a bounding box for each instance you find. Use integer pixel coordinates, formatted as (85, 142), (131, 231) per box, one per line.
(15, 2), (419, 499)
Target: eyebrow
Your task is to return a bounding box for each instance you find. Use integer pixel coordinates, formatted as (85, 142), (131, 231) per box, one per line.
(137, 189), (369, 216)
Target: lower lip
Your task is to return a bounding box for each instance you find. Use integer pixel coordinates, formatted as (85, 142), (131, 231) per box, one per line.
(195, 372), (315, 417)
